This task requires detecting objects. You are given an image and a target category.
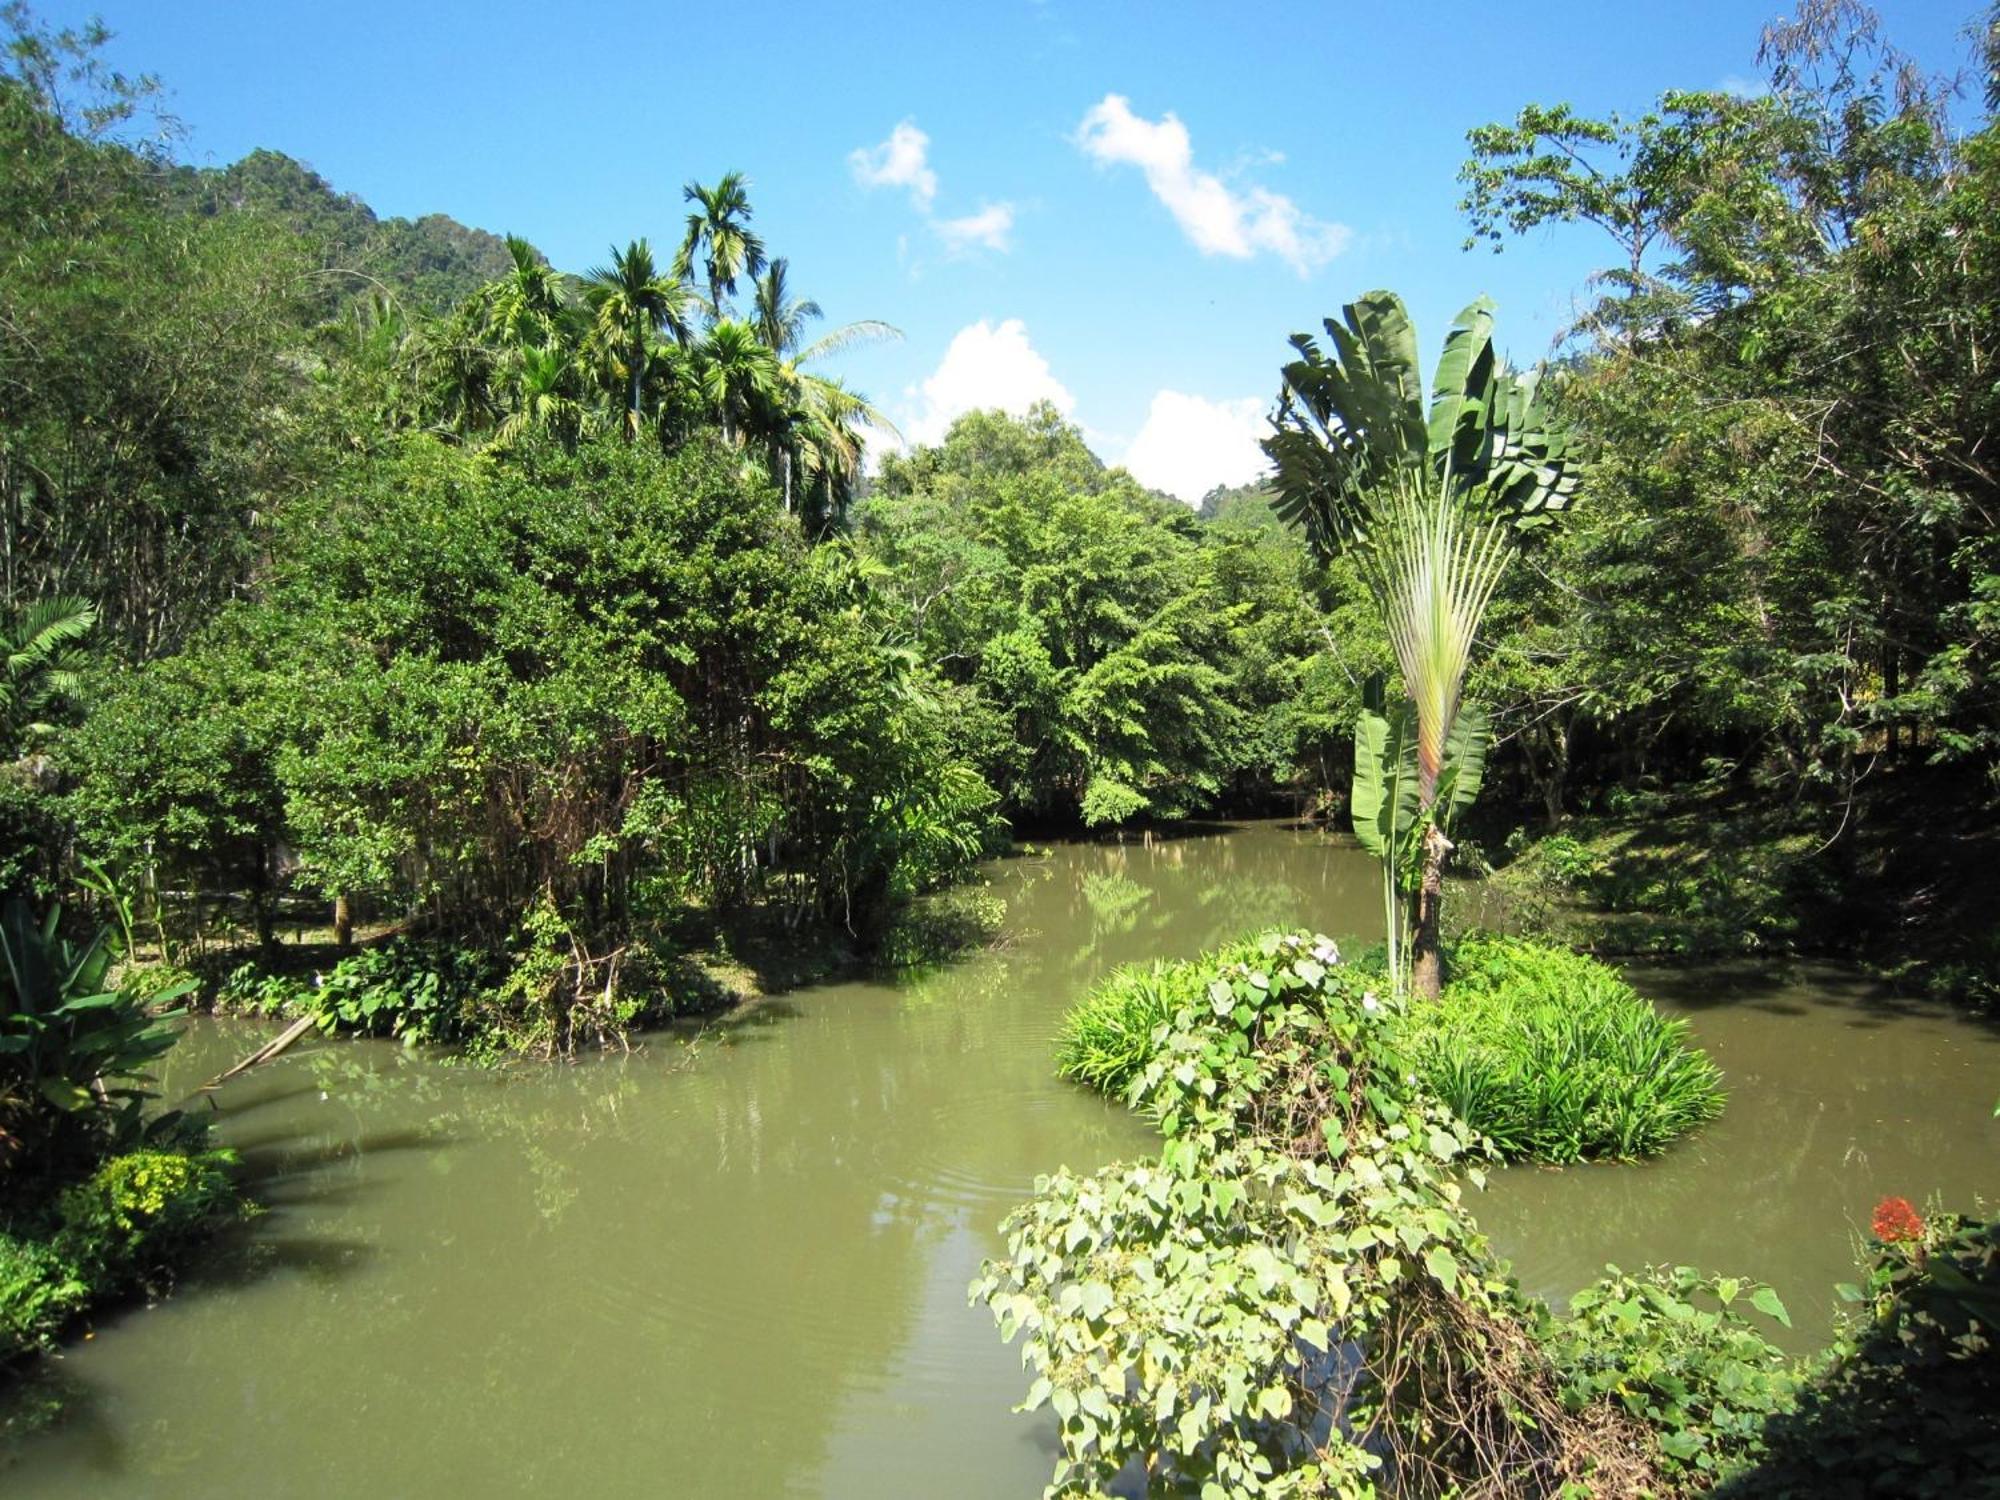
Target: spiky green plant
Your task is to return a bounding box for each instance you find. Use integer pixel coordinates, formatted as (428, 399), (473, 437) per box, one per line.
(1266, 290), (1580, 996)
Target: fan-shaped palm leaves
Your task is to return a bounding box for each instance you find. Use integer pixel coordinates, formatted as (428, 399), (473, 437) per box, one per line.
(1266, 290), (1580, 997)
(680, 172), (766, 325)
(584, 239), (694, 439)
(2, 596), (96, 754)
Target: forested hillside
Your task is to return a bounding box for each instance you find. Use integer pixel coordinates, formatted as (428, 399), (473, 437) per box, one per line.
(167, 147), (520, 314)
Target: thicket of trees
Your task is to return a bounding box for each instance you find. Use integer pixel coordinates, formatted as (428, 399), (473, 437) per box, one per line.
(7, 0), (1999, 1069)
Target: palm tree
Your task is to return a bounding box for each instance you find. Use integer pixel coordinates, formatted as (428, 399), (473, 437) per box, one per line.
(692, 320), (783, 448)
(496, 344), (593, 450)
(751, 258), (820, 356)
(583, 239), (693, 439)
(750, 259), (901, 526)
(1265, 290), (1580, 997)
(783, 372), (899, 533)
(2, 596), (96, 756)
(679, 172), (766, 325)
(480, 234), (570, 347)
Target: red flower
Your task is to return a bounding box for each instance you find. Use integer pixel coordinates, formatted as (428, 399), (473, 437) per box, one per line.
(1871, 1196), (1925, 1244)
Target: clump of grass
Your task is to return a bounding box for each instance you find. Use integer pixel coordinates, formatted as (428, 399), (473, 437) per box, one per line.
(1412, 937), (1724, 1162)
(1055, 937), (1272, 1095)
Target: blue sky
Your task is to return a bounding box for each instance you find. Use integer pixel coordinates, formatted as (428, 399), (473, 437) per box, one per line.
(45, 0), (1986, 499)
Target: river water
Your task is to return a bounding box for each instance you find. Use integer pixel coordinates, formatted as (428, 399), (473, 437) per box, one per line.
(4, 822), (1996, 1496)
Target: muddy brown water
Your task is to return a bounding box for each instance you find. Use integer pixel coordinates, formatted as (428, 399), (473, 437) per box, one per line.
(3, 822), (1995, 1496)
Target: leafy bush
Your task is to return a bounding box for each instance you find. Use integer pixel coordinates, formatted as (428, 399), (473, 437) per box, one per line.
(1728, 1208), (2000, 1497)
(1, 1147), (240, 1361)
(1051, 936), (1273, 1093)
(222, 934), (501, 1045)
(1409, 937), (1724, 1161)
(1538, 1264), (1801, 1486)
(977, 932), (1658, 1498)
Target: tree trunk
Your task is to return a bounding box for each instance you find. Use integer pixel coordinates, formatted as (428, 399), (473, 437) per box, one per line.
(333, 893), (353, 950)
(1410, 823), (1452, 1000)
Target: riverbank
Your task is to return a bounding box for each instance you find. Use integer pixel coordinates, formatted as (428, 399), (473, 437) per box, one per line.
(1478, 773), (2000, 1012)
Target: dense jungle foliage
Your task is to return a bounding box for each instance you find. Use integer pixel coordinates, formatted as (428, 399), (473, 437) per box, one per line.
(2, 2), (1997, 1473)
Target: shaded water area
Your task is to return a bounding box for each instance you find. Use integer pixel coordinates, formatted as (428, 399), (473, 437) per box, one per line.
(3, 822), (1996, 1495)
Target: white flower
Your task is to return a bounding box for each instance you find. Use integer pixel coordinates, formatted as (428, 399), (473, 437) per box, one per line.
(1361, 992), (1381, 1013)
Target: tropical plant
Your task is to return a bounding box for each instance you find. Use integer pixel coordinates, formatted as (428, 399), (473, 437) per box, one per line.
(476, 233), (569, 346)
(582, 238), (692, 438)
(1266, 290), (1580, 996)
(679, 170), (766, 325)
(1, 595), (95, 756)
(0, 892), (191, 1169)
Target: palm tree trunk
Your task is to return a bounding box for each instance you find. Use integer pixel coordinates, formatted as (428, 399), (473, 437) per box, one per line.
(1410, 823), (1452, 999)
(628, 334), (644, 440)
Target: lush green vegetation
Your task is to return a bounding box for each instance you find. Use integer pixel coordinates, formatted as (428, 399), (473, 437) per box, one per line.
(1, 1147), (239, 1363)
(999, 929), (1998, 1496)
(1405, 937), (1724, 1162)
(2, 0), (1994, 1472)
(1057, 934), (1722, 1163)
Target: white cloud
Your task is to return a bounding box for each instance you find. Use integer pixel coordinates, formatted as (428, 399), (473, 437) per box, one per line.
(851, 120), (1016, 257)
(935, 201), (1016, 253)
(1074, 95), (1349, 275)
(1123, 391), (1269, 504)
(849, 120), (938, 210)
(903, 319), (1075, 447)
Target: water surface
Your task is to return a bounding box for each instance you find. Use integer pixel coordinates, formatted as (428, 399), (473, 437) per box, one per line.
(3, 823), (1994, 1495)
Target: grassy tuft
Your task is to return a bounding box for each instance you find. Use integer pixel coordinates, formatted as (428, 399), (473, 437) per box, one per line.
(1411, 937), (1724, 1162)
(1054, 937), (1276, 1095)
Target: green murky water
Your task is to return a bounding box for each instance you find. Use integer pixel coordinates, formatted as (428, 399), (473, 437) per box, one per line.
(4, 822), (1996, 1496)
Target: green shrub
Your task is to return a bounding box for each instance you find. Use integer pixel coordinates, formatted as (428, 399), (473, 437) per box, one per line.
(221, 934), (501, 1044)
(1, 1146), (240, 1362)
(1410, 937), (1724, 1161)
(1729, 1209), (2000, 1497)
(1052, 936), (1277, 1094)
(981, 932), (1659, 1498)
(1538, 1264), (1801, 1486)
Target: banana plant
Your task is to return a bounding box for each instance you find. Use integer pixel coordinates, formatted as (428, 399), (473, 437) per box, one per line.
(1268, 290), (1578, 996)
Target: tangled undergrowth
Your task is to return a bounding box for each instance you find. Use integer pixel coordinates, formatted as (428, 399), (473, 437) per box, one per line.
(996, 930), (1998, 1496)
(977, 933), (1666, 1497)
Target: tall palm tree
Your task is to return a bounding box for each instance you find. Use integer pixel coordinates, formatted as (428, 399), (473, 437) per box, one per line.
(784, 373), (898, 535)
(583, 239), (693, 439)
(679, 172), (766, 325)
(480, 234), (570, 347)
(2, 596), (96, 756)
(750, 259), (901, 525)
(1265, 290), (1580, 997)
